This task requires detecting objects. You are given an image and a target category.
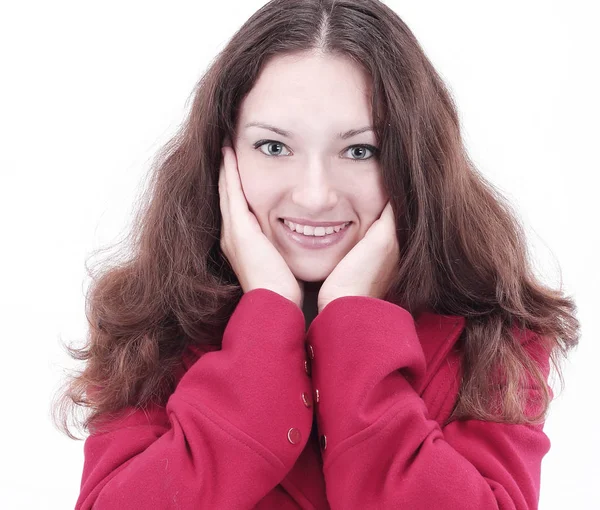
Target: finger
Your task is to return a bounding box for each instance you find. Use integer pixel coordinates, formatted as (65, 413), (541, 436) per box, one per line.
(372, 202), (392, 230)
(221, 146), (249, 219)
(372, 202), (397, 249)
(382, 201), (396, 228)
(218, 148), (228, 200)
(383, 202), (400, 252)
(218, 148), (231, 238)
(382, 201), (393, 218)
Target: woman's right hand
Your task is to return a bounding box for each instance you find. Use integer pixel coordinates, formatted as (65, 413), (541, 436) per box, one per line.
(218, 143), (304, 309)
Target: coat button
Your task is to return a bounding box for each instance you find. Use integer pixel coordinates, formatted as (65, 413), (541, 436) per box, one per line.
(301, 392), (312, 408)
(314, 388), (320, 403)
(320, 434), (327, 450)
(307, 344), (315, 360)
(287, 427), (302, 445)
(304, 359), (311, 376)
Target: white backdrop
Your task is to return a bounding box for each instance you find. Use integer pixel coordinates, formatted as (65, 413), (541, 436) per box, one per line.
(0, 1), (597, 508)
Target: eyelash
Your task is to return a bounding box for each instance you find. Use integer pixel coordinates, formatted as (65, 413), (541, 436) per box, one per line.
(252, 139), (380, 163)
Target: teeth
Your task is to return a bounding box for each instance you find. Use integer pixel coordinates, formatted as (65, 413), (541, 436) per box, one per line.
(283, 219), (349, 236)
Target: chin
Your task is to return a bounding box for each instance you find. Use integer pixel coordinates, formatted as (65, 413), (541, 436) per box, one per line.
(289, 262), (333, 283)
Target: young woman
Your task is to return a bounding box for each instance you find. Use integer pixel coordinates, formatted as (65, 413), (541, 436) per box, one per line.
(54, 0), (579, 508)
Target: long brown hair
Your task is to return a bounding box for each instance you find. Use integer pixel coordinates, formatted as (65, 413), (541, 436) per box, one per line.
(52, 0), (579, 440)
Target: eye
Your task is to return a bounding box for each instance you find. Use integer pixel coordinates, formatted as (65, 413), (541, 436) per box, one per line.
(254, 140), (292, 157)
(343, 145), (378, 162)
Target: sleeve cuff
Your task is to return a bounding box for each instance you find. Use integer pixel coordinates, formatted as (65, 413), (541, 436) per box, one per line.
(305, 296), (427, 449)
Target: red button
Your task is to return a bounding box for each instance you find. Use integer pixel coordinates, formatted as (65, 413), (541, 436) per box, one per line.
(287, 427), (302, 445)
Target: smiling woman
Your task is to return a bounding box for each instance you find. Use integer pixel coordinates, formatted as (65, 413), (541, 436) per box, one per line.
(233, 51), (387, 285)
(51, 1), (580, 509)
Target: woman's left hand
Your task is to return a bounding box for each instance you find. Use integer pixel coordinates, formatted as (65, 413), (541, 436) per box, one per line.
(317, 201), (400, 313)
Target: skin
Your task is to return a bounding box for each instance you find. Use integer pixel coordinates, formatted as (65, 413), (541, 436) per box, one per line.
(230, 50), (391, 325)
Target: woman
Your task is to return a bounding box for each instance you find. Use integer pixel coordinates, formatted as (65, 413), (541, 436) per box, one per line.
(53, 0), (579, 508)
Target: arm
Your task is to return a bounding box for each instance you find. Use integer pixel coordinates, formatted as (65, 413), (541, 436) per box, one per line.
(306, 296), (551, 510)
(76, 288), (312, 510)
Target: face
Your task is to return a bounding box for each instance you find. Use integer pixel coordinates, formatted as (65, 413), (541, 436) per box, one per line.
(232, 51), (388, 283)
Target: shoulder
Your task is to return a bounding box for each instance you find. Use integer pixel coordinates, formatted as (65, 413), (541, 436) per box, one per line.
(173, 343), (222, 386)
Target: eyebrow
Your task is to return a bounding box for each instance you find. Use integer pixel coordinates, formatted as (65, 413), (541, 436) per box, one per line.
(244, 122), (374, 140)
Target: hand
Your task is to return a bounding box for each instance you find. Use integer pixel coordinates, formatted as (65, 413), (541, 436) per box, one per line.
(317, 202), (399, 313)
(219, 143), (304, 309)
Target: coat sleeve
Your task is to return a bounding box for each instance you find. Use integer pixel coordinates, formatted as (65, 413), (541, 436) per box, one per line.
(75, 288), (313, 510)
(306, 296), (552, 510)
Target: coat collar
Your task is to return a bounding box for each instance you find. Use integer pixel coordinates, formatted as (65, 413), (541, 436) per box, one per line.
(413, 310), (466, 394)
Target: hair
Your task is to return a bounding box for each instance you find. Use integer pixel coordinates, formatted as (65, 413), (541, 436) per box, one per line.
(52, 0), (579, 440)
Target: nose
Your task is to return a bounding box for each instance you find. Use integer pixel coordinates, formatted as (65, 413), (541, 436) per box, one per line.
(290, 156), (339, 212)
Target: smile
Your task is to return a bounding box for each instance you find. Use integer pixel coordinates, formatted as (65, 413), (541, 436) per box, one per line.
(278, 219), (352, 249)
(282, 219), (351, 237)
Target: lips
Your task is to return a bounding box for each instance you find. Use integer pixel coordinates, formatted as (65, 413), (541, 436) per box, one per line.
(279, 217), (351, 228)
(281, 218), (350, 236)
(278, 218), (351, 250)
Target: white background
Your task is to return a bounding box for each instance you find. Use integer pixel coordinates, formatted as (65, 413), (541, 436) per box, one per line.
(0, 1), (598, 508)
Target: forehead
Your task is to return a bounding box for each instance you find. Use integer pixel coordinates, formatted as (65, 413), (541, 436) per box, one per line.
(238, 52), (373, 126)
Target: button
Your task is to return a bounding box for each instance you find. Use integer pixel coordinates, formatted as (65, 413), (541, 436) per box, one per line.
(320, 434), (327, 450)
(304, 359), (311, 376)
(314, 388), (320, 403)
(287, 427), (302, 445)
(307, 344), (315, 360)
(301, 392), (312, 408)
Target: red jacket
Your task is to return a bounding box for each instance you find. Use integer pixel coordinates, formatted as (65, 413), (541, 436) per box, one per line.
(76, 288), (551, 509)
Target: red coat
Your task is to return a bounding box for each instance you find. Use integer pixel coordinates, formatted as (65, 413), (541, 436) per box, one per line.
(75, 288), (551, 509)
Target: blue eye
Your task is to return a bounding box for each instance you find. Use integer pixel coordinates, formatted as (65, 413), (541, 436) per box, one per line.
(343, 145), (376, 161)
(253, 140), (379, 162)
(255, 141), (292, 157)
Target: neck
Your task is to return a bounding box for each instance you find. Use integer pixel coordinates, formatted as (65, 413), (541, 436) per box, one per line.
(302, 280), (323, 331)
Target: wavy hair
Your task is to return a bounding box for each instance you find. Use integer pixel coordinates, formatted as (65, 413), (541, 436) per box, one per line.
(52, 0), (579, 440)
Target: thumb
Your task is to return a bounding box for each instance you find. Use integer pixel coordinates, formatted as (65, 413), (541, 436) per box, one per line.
(296, 278), (305, 310)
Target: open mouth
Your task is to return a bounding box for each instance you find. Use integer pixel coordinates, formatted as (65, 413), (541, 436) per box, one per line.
(278, 218), (351, 237)
(277, 218), (352, 249)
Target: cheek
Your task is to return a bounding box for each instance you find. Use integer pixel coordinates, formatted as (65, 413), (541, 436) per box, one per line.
(354, 175), (388, 220)
(236, 154), (277, 220)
